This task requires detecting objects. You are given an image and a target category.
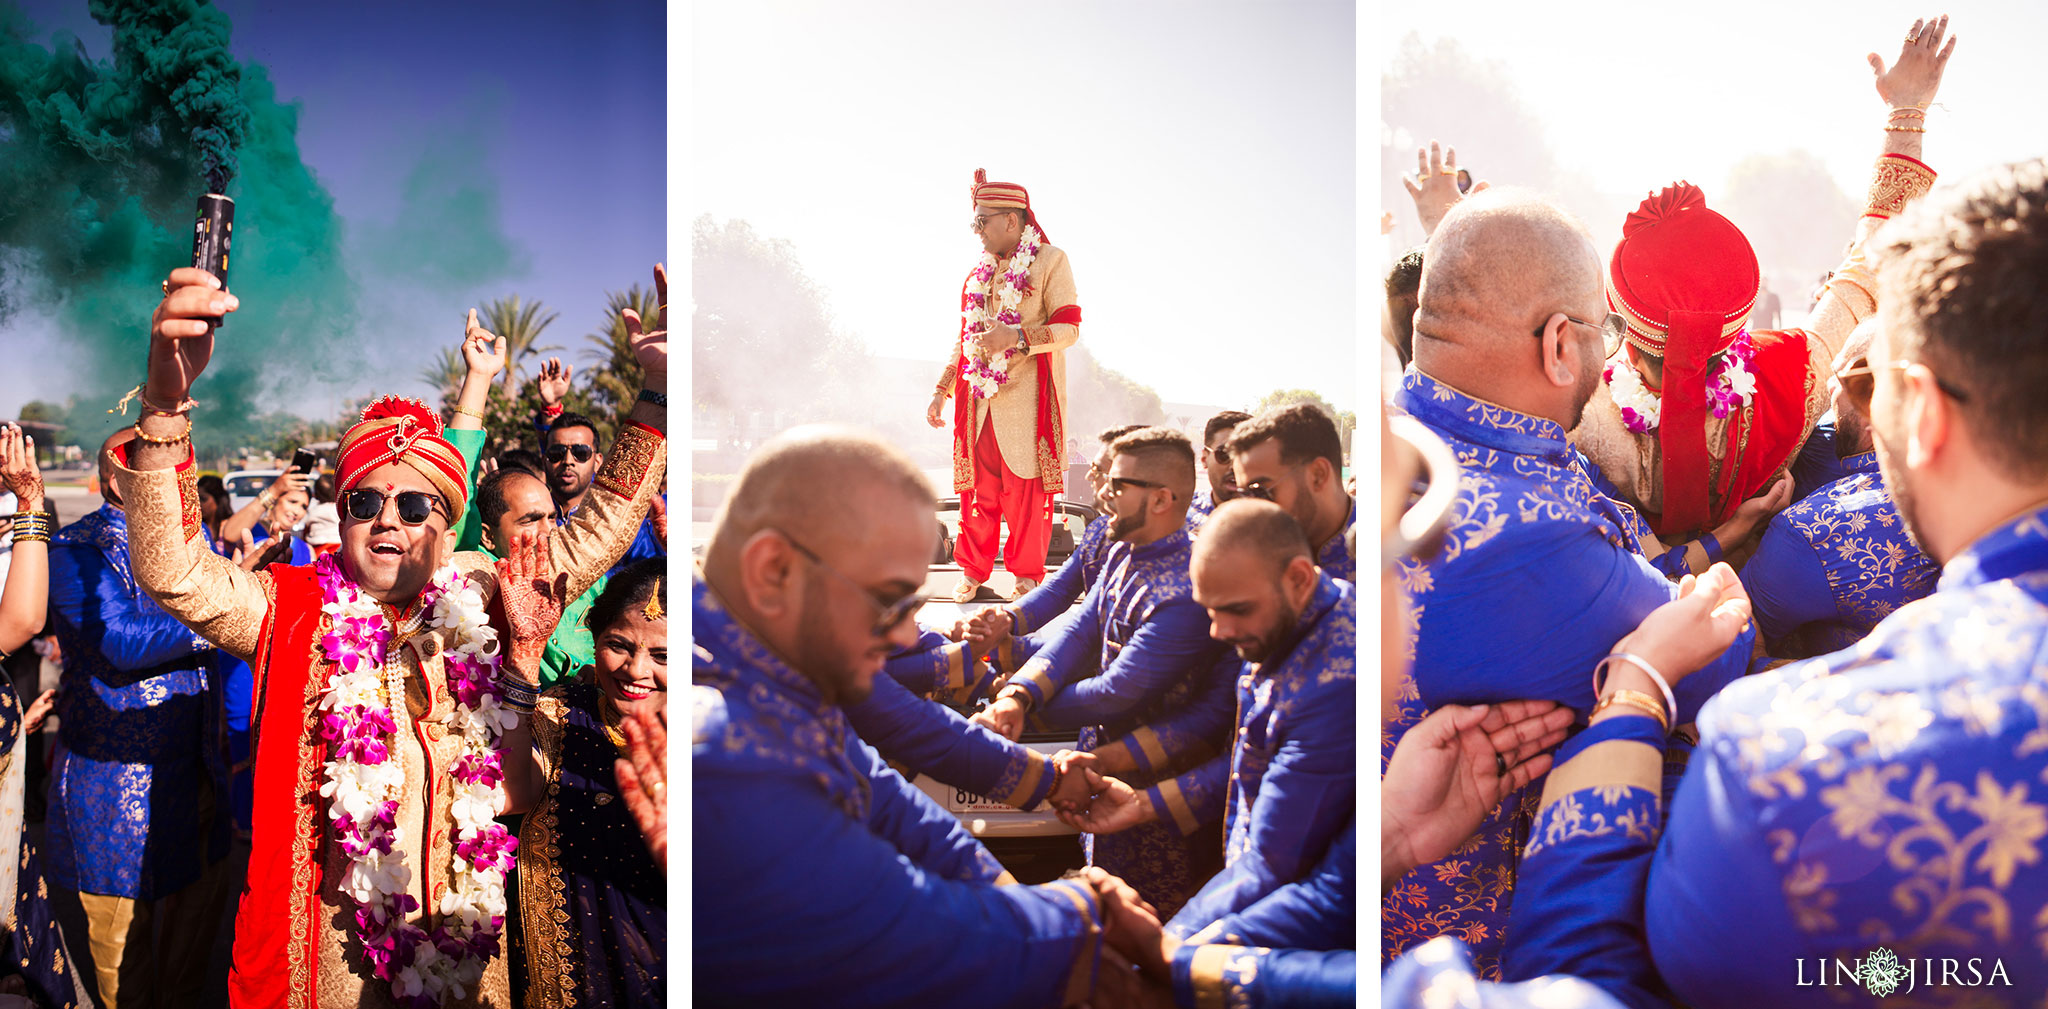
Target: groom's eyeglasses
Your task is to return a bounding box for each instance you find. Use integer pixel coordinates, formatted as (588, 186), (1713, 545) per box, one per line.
(344, 488), (448, 526)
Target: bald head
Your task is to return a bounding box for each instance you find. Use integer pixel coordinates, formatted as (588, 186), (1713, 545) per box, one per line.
(1412, 190), (1608, 427)
(709, 425), (935, 564)
(99, 428), (138, 508)
(1415, 189), (1604, 353)
(1195, 499), (1313, 578)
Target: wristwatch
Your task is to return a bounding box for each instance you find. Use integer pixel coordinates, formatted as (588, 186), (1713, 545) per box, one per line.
(1014, 329), (1030, 353)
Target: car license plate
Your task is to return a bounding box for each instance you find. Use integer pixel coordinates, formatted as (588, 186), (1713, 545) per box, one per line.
(947, 788), (1013, 814)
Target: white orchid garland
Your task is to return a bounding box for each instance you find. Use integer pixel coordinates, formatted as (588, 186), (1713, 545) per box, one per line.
(1604, 331), (1759, 435)
(315, 555), (518, 1007)
(957, 224), (1044, 399)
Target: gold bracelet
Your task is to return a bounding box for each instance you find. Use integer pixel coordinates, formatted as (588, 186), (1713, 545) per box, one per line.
(1594, 688), (1671, 732)
(140, 395), (198, 418)
(132, 420), (192, 446)
(451, 404), (485, 420)
(1884, 125), (1928, 133)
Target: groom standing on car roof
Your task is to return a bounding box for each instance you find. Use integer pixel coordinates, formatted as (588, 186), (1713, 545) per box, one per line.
(927, 169), (1082, 604)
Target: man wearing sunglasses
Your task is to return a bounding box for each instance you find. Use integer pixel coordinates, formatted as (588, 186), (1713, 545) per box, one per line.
(974, 428), (1236, 918)
(1743, 321), (1938, 660)
(1226, 403), (1355, 583)
(928, 170), (1082, 606)
(115, 263), (669, 1007)
(695, 426), (1149, 1007)
(1190, 411), (1251, 525)
(544, 411), (667, 580)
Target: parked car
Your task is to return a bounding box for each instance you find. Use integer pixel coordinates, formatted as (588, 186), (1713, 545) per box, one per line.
(223, 469), (282, 514)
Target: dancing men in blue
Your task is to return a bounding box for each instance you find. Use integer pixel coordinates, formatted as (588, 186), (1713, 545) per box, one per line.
(694, 428), (1116, 1008)
(47, 431), (230, 1006)
(1384, 192), (1754, 979)
(1227, 404), (1355, 583)
(975, 428), (1234, 918)
(1747, 322), (1937, 658)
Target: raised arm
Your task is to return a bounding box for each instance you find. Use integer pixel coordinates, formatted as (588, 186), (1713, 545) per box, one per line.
(473, 265), (669, 601)
(117, 267), (273, 660)
(1808, 16), (1957, 357)
(219, 470), (308, 546)
(0, 427), (48, 654)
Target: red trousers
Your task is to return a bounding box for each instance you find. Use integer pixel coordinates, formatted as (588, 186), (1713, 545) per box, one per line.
(956, 416), (1053, 583)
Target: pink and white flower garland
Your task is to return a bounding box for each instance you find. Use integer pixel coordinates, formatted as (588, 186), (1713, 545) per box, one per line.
(315, 555), (519, 1007)
(1603, 331), (1759, 435)
(958, 224), (1043, 399)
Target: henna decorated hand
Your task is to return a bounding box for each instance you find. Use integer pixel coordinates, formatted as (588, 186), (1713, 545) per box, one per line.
(495, 527), (568, 682)
(0, 425), (44, 510)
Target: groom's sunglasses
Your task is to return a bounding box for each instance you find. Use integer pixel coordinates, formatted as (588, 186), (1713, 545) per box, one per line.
(344, 488), (448, 526)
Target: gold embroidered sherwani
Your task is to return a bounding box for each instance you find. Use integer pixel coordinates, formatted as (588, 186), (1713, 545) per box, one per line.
(936, 245), (1079, 484)
(110, 424), (666, 1008)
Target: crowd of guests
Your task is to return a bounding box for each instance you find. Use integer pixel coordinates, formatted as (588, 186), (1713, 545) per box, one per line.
(0, 266), (671, 1008)
(694, 397), (1358, 1006)
(1379, 15), (2048, 1006)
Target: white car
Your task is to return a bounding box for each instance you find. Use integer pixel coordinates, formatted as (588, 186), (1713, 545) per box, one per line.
(223, 469), (282, 514)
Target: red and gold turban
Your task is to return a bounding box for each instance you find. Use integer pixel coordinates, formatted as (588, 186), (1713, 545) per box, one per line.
(335, 396), (469, 521)
(1607, 183), (1762, 537)
(970, 168), (1049, 243)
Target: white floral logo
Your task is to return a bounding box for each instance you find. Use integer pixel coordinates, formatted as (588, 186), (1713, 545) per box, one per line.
(1858, 947), (1907, 997)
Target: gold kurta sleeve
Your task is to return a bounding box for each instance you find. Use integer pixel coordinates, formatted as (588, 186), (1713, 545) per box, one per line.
(1809, 154), (1936, 361)
(458, 421), (668, 604)
(112, 453), (275, 662)
(936, 362), (959, 395)
(1021, 246), (1080, 355)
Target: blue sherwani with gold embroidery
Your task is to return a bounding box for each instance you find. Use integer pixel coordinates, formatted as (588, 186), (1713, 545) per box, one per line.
(1005, 525), (1233, 918)
(1642, 505), (2048, 1003)
(1384, 369), (1755, 979)
(693, 577), (1107, 1007)
(1746, 450), (1938, 659)
(1171, 821), (1356, 1007)
(1144, 573), (1355, 939)
(46, 504), (228, 900)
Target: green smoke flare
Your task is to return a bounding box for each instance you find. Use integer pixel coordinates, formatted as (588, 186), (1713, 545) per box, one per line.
(0, 0), (356, 457)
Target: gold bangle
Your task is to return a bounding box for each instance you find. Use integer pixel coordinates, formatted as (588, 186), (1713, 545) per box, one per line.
(132, 420), (192, 446)
(451, 405), (485, 421)
(1884, 125), (1928, 133)
(140, 395), (198, 418)
(1594, 688), (1671, 732)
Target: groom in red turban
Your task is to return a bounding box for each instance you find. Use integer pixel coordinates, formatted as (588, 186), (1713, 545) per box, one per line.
(926, 169), (1082, 603)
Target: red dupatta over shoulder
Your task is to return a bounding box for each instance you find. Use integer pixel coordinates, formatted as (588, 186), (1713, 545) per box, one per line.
(231, 563), (328, 1008)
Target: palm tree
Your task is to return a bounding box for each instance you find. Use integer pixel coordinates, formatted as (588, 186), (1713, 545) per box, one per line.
(420, 346), (466, 405)
(583, 284), (658, 426)
(479, 295), (562, 394)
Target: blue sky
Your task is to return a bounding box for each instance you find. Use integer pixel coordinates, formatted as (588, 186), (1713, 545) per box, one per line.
(1, 0), (665, 418)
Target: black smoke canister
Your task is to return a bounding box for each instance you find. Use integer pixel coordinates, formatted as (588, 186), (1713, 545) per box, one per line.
(192, 194), (233, 325)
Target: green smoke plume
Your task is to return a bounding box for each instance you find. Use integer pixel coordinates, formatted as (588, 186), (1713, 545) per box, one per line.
(0, 0), (355, 457)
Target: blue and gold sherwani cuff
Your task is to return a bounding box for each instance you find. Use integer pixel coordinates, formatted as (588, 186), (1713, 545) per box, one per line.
(932, 641), (1000, 707)
(1035, 876), (1104, 1006)
(1145, 776), (1209, 837)
(991, 747), (1055, 810)
(1521, 784), (1660, 863)
(1172, 943), (1269, 1009)
(1012, 657), (1060, 709)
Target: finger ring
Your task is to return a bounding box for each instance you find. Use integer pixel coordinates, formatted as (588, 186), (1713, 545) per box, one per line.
(1905, 33), (1918, 43)
(649, 780), (666, 798)
(161, 280), (170, 296)
(1494, 753), (1508, 777)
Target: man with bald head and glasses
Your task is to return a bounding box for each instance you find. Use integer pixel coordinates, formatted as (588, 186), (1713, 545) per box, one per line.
(1742, 320), (1939, 660)
(974, 427), (1236, 917)
(694, 425), (1149, 1008)
(1382, 187), (1759, 979)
